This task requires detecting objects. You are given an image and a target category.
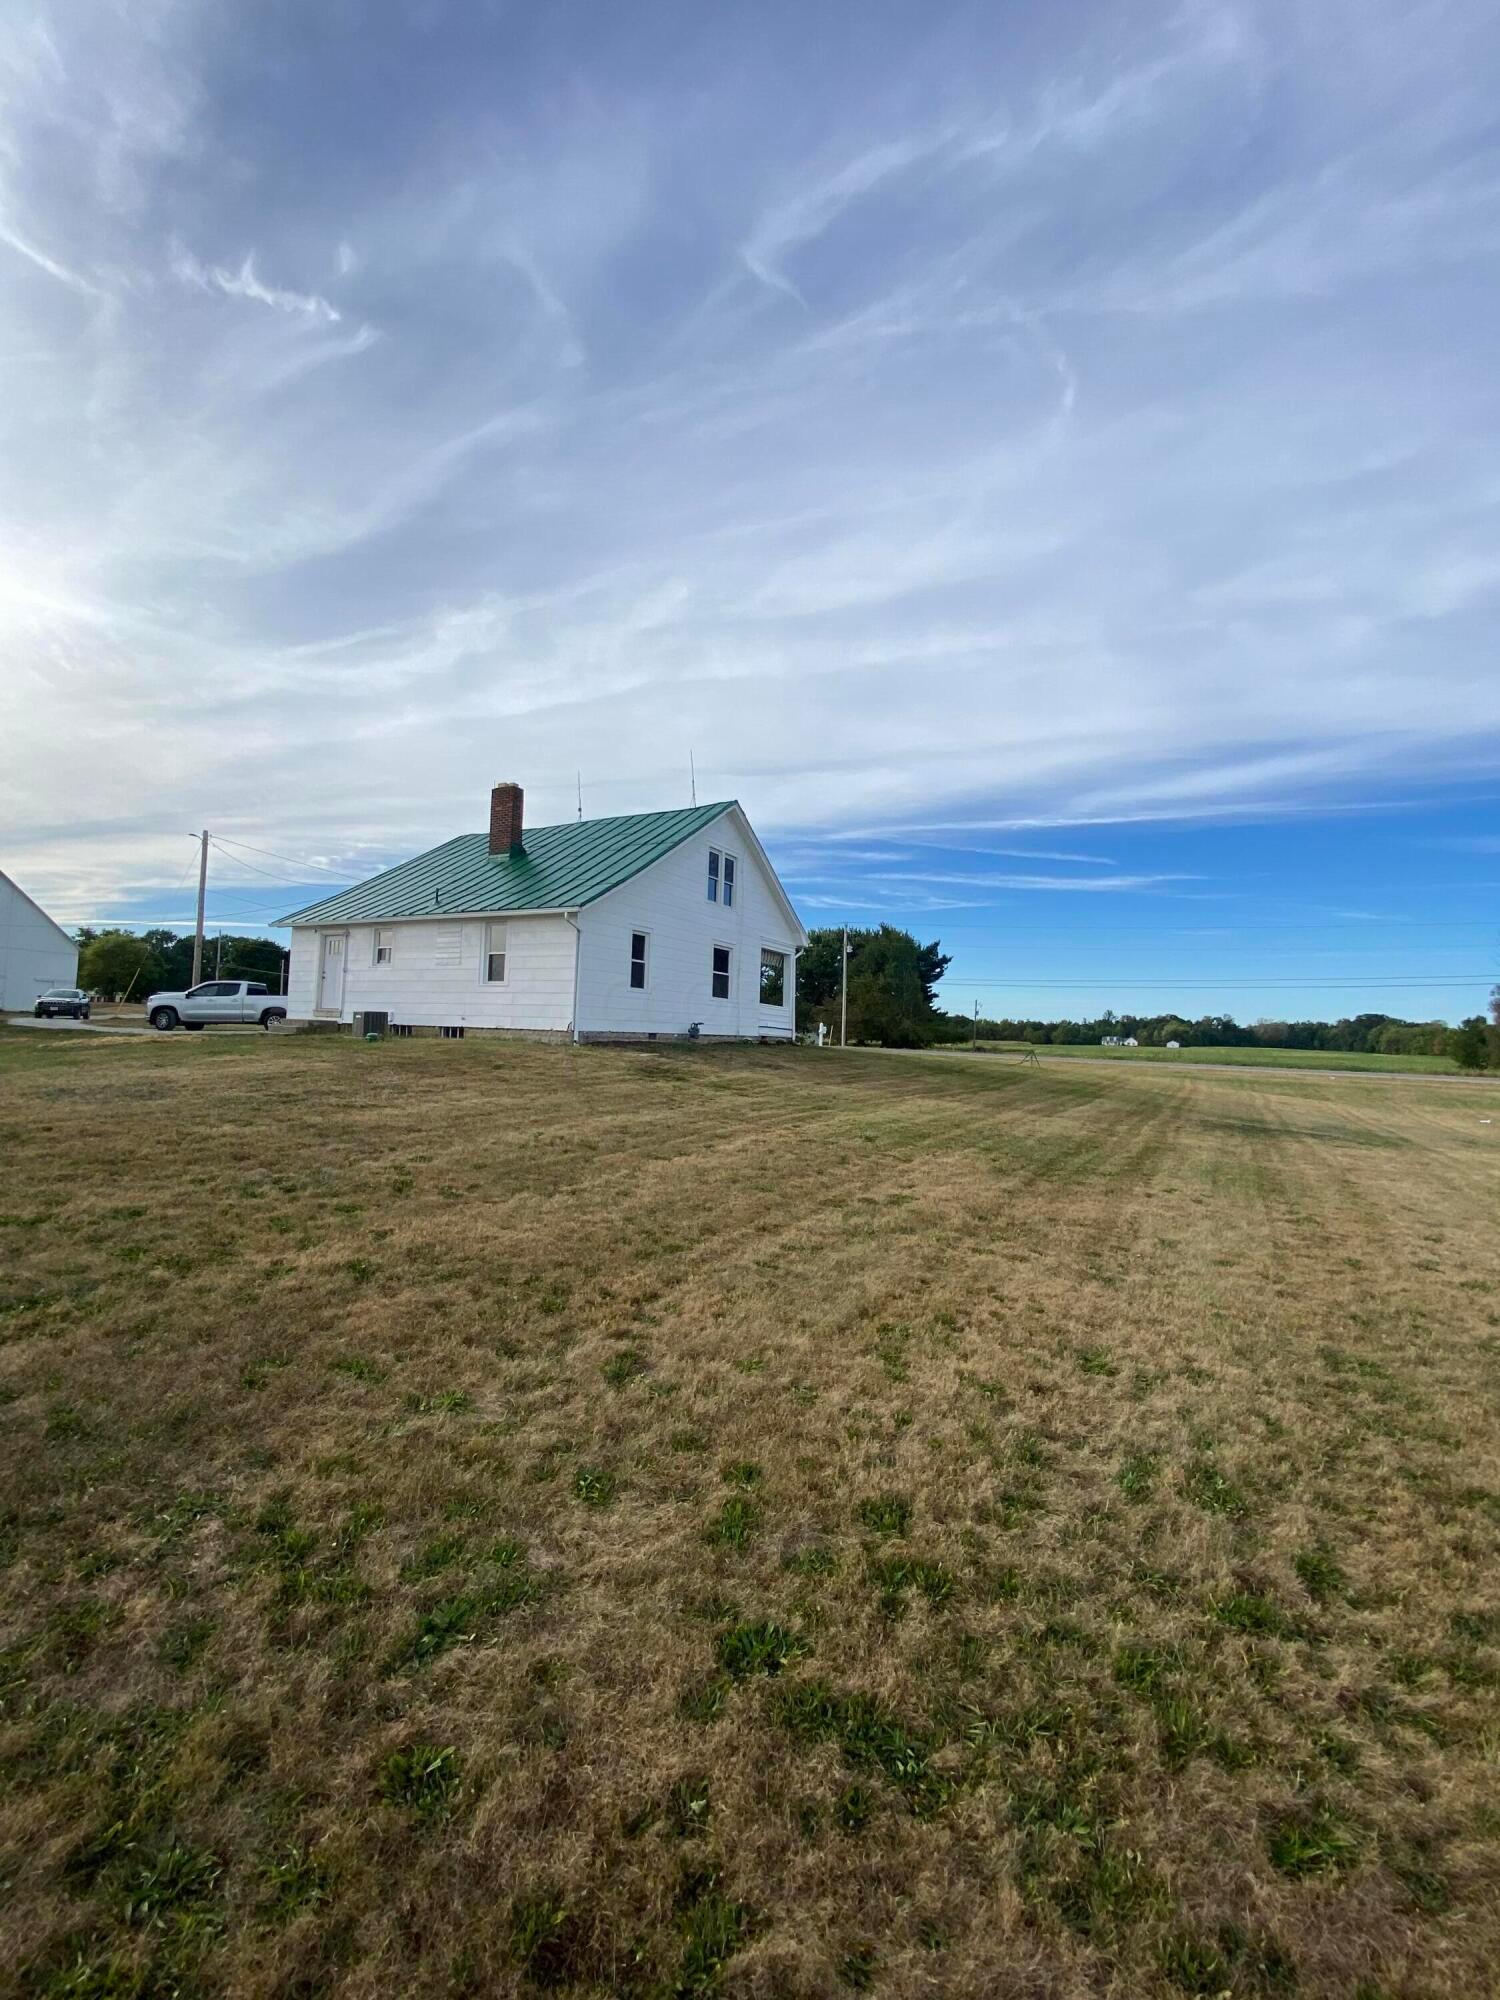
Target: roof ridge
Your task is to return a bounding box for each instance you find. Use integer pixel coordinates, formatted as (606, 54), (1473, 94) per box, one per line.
(277, 799), (737, 927)
(494, 801), (735, 839)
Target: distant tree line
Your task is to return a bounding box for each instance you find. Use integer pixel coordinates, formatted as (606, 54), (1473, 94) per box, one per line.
(930, 1001), (1500, 1070)
(799, 927), (1499, 1069)
(74, 928), (286, 1002)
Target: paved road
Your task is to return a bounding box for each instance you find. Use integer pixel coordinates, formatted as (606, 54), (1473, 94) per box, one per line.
(4, 1016), (263, 1037)
(920, 1048), (1500, 1086)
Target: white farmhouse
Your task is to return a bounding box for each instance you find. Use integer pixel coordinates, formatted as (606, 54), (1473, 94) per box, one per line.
(0, 867), (78, 1011)
(280, 785), (808, 1041)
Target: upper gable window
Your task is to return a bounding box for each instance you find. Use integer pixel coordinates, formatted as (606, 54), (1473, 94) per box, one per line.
(629, 931), (648, 990)
(707, 848), (720, 902)
(722, 854), (736, 908)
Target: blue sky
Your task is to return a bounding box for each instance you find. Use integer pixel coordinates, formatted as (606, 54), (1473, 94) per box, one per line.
(0, 1), (1496, 1020)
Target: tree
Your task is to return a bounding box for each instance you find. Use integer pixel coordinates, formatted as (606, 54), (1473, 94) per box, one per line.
(843, 929), (930, 1045)
(1448, 1018), (1490, 1071)
(796, 931), (851, 1014)
(78, 932), (161, 1001)
(796, 925), (946, 1045)
(916, 939), (952, 1010)
(147, 931), (286, 991)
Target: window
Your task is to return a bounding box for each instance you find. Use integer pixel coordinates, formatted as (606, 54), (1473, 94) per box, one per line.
(373, 928), (393, 966)
(711, 944), (731, 1000)
(722, 854), (736, 908)
(485, 921), (507, 983)
(629, 931), (648, 990)
(760, 948), (786, 1007)
(707, 848), (720, 902)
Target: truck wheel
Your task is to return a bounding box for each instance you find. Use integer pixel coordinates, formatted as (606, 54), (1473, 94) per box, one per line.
(260, 1008), (286, 1031)
(150, 1007), (179, 1031)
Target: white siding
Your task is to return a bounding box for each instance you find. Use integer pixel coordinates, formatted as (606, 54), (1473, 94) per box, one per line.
(0, 870), (78, 1011)
(575, 807), (802, 1039)
(287, 914), (575, 1030)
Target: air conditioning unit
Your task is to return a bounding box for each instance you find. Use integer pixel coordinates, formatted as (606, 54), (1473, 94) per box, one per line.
(355, 1010), (389, 1038)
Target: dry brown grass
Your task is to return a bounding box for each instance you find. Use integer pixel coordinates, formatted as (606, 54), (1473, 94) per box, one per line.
(1, 1028), (1498, 1999)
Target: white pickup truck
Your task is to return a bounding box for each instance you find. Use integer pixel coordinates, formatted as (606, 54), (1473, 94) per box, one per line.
(146, 980), (287, 1032)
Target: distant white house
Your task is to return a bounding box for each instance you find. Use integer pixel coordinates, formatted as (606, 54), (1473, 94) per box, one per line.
(279, 784), (808, 1041)
(0, 867), (78, 1012)
(1101, 1036), (1140, 1048)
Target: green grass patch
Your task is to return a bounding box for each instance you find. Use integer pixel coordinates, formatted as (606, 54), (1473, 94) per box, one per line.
(706, 1495), (759, 1550)
(715, 1619), (810, 1680)
(378, 1743), (462, 1818)
(856, 1493), (912, 1537)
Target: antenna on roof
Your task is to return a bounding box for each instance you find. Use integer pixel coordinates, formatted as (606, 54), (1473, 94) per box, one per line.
(689, 749), (697, 807)
(576, 771), (583, 822)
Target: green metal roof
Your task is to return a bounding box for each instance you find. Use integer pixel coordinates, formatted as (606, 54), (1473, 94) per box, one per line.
(279, 802), (735, 926)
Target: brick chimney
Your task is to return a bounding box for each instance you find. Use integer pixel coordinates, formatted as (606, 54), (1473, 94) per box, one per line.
(489, 781), (524, 856)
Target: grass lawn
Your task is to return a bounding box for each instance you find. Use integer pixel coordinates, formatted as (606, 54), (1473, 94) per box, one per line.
(2, 1030), (1499, 1999)
(969, 1042), (1463, 1075)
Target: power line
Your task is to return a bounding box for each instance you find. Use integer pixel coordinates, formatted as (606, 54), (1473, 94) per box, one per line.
(793, 912), (1500, 933)
(955, 977), (1493, 989)
(207, 840), (298, 886)
(944, 950), (1493, 964)
(60, 905), (292, 927)
(207, 834), (352, 878)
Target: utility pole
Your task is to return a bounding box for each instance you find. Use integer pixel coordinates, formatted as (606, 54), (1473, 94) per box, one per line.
(972, 997), (978, 1049)
(840, 927), (849, 1048)
(214, 932), (223, 977)
(191, 830), (208, 986)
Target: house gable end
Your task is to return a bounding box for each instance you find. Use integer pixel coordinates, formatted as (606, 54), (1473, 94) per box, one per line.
(0, 869), (77, 953)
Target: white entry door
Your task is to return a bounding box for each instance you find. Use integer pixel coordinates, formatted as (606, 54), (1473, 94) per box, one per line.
(317, 932), (346, 1012)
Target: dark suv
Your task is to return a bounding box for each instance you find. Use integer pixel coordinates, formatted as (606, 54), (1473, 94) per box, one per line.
(34, 987), (91, 1020)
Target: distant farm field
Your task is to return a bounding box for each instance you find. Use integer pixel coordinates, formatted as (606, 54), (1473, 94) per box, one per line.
(2, 1030), (1499, 1999)
(973, 1040), (1462, 1075)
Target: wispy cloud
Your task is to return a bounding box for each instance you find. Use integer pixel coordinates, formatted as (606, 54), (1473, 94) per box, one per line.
(0, 216), (105, 295)
(863, 871), (1197, 893)
(739, 135), (941, 304)
(1, 0), (1499, 929)
(170, 242), (342, 322)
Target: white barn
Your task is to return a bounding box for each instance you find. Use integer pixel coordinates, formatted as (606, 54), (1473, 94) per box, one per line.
(280, 785), (808, 1041)
(0, 867), (78, 1012)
